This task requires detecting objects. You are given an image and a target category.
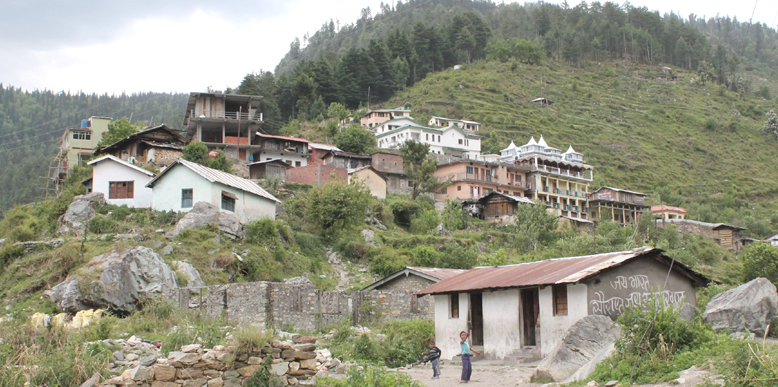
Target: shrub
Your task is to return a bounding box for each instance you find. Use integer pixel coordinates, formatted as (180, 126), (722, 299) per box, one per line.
(232, 326), (271, 356)
(741, 242), (778, 284)
(441, 200), (468, 231)
(387, 198), (423, 227)
(306, 182), (372, 240)
(370, 248), (410, 277)
(705, 117), (718, 130)
(321, 366), (421, 386)
(409, 209), (439, 234)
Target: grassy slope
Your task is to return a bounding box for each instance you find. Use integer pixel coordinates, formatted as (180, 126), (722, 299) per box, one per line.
(386, 60), (778, 212)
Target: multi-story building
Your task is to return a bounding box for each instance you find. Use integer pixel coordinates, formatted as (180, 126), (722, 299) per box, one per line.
(588, 187), (649, 225)
(373, 117), (421, 134)
(253, 134), (310, 167)
(376, 123), (482, 159)
(55, 116), (111, 178)
(359, 108), (411, 128)
(500, 136), (593, 219)
(428, 116), (481, 132)
(370, 151), (412, 196)
(434, 160), (533, 201)
(183, 92), (263, 162)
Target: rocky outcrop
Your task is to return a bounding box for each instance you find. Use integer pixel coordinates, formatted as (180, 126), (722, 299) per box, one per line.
(58, 193), (106, 234)
(534, 315), (622, 382)
(173, 261), (206, 288)
(703, 277), (778, 336)
(49, 246), (178, 313)
(165, 202), (245, 240)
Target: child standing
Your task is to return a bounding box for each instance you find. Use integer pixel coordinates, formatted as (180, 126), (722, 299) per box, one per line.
(422, 340), (442, 379)
(459, 331), (481, 383)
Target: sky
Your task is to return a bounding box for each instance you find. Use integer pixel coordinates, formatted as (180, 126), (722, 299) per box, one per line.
(1, 0), (776, 95)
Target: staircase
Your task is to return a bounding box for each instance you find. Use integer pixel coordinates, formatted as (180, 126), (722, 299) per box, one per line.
(502, 347), (541, 366)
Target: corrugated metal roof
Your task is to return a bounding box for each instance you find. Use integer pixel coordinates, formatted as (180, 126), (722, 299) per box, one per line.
(309, 143), (342, 152)
(146, 159), (281, 203)
(479, 191), (534, 205)
(362, 266), (467, 291)
(256, 133), (309, 143)
(407, 267), (467, 280)
(88, 155), (156, 177)
(593, 186), (648, 197)
(660, 218), (745, 231)
(417, 247), (707, 295)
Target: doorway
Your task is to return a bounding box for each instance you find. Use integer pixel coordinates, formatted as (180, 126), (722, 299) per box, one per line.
(521, 288), (539, 346)
(470, 293), (484, 346)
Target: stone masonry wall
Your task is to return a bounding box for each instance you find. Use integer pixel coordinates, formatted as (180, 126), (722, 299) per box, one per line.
(165, 281), (433, 332)
(374, 275), (436, 292)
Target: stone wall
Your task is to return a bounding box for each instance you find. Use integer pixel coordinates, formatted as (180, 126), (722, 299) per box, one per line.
(286, 164), (347, 185)
(373, 274), (436, 292)
(154, 148), (183, 167)
(166, 282), (433, 332)
(100, 336), (324, 387)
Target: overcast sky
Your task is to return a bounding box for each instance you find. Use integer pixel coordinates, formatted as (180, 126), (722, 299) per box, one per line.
(2, 0), (776, 94)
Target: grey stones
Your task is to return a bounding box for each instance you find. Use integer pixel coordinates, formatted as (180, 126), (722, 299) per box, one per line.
(58, 192), (106, 235)
(49, 246), (178, 313)
(174, 261), (206, 288)
(284, 276), (314, 287)
(534, 315), (622, 382)
(362, 229), (376, 246)
(165, 202), (245, 240)
(436, 223), (453, 237)
(703, 277), (778, 336)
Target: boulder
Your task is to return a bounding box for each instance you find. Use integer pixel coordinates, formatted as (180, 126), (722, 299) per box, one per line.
(284, 276), (314, 287)
(703, 277), (778, 336)
(49, 246), (178, 313)
(165, 202), (245, 240)
(362, 229), (377, 246)
(174, 262), (206, 288)
(58, 193), (106, 234)
(80, 372), (101, 387)
(436, 223), (453, 237)
(534, 315), (622, 382)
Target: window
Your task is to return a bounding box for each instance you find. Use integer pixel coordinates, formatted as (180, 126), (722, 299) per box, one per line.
(221, 192), (236, 212)
(450, 293), (459, 318)
(295, 161), (302, 167)
(484, 188), (493, 195)
(181, 189), (193, 208)
(108, 181), (134, 199)
(426, 133), (429, 141)
(72, 131), (91, 140)
(457, 185), (462, 191)
(458, 139), (463, 145)
(553, 284), (568, 316)
(466, 166), (474, 174)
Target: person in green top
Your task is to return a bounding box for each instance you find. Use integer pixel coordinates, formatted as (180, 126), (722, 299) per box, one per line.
(459, 331), (481, 383)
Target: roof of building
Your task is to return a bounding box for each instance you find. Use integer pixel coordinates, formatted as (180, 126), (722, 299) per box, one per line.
(651, 205), (687, 214)
(561, 215), (594, 224)
(246, 159), (290, 167)
(94, 124), (187, 155)
(308, 143), (342, 152)
(348, 165), (387, 180)
(592, 186), (648, 197)
(765, 231), (778, 241)
(362, 266), (468, 291)
(146, 158), (281, 203)
(430, 116), (480, 125)
(360, 108), (412, 118)
(659, 218), (745, 231)
(255, 133), (309, 143)
(321, 150), (373, 159)
(185, 92), (262, 113)
(375, 124), (482, 139)
(478, 191), (534, 205)
(87, 155), (156, 177)
(537, 135), (548, 147)
(417, 247), (708, 295)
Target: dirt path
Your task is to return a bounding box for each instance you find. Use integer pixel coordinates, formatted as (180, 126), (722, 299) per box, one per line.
(401, 361), (538, 387)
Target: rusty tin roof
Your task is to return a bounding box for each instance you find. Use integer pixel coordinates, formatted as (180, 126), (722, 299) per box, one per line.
(416, 247), (708, 295)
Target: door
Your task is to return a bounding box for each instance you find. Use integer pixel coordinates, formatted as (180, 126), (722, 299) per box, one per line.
(469, 293), (484, 346)
(521, 288), (539, 346)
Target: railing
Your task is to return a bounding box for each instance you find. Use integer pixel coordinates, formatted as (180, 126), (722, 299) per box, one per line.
(191, 111), (260, 120)
(511, 162), (593, 181)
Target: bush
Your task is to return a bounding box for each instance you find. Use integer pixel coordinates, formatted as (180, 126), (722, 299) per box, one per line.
(306, 182), (372, 240)
(742, 242), (778, 284)
(387, 198), (423, 227)
(704, 117), (718, 130)
(232, 326), (271, 356)
(409, 209), (439, 234)
(370, 248), (411, 277)
(321, 366), (421, 386)
(441, 200), (468, 231)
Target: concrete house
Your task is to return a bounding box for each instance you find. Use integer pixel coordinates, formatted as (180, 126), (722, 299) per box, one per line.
(94, 124), (187, 168)
(55, 116), (111, 179)
(87, 155), (155, 208)
(348, 166), (387, 199)
(417, 247), (708, 361)
(253, 134), (310, 167)
(360, 108), (412, 128)
(589, 187), (649, 225)
(428, 116), (481, 132)
(363, 267), (467, 292)
(370, 151), (412, 196)
(376, 123), (482, 159)
(652, 205), (687, 220)
(146, 159), (280, 222)
(434, 160), (532, 201)
(765, 232), (778, 247)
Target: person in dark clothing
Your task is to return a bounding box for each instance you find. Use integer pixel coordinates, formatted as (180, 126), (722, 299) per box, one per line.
(422, 340), (442, 379)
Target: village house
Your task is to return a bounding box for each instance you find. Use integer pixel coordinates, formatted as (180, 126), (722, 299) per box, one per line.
(363, 267), (467, 292)
(500, 136), (593, 220)
(307, 143), (341, 164)
(589, 187), (649, 225)
(373, 117), (422, 134)
(183, 92), (263, 162)
(55, 116), (111, 179)
(247, 159), (289, 181)
(658, 219), (745, 251)
(359, 108), (412, 128)
(348, 166), (387, 199)
(87, 155), (155, 208)
(434, 159), (533, 201)
(370, 151), (413, 196)
(376, 123), (482, 159)
(417, 247), (708, 361)
(652, 205), (687, 220)
(476, 191), (535, 222)
(765, 232), (778, 247)
(94, 124), (187, 168)
(428, 116), (481, 131)
(252, 133), (310, 167)
(286, 163), (348, 186)
(146, 159), (280, 222)
(320, 150), (373, 169)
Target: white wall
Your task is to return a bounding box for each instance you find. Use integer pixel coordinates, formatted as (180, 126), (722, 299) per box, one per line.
(482, 289), (521, 359)
(209, 182), (276, 222)
(538, 283), (589, 358)
(259, 151), (308, 167)
(92, 161), (154, 208)
(151, 165), (215, 214)
(434, 293), (470, 360)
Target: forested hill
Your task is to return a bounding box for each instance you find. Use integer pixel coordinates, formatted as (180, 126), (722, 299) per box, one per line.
(0, 86), (188, 214)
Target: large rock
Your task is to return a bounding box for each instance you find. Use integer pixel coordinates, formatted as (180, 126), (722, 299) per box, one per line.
(174, 261), (206, 288)
(49, 246), (178, 313)
(166, 202), (245, 240)
(58, 193), (106, 234)
(703, 277), (778, 336)
(534, 315), (622, 382)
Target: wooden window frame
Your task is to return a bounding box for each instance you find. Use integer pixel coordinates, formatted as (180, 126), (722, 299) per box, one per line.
(553, 284), (568, 316)
(108, 181), (134, 199)
(181, 189), (193, 208)
(450, 293), (459, 318)
(221, 192), (236, 212)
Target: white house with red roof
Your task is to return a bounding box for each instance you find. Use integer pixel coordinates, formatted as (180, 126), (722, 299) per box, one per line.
(651, 205), (687, 220)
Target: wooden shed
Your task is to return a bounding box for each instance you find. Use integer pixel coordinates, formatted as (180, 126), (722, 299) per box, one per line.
(478, 191), (534, 221)
(248, 159), (289, 180)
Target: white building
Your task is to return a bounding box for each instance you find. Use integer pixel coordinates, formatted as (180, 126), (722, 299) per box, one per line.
(766, 232), (778, 247)
(428, 116), (481, 131)
(373, 117), (421, 135)
(376, 123), (482, 159)
(253, 134), (310, 167)
(146, 159), (280, 222)
(87, 155), (155, 208)
(417, 248), (708, 362)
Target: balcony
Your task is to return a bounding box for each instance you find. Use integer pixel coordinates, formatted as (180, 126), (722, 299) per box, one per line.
(513, 162), (593, 181)
(190, 111), (260, 121)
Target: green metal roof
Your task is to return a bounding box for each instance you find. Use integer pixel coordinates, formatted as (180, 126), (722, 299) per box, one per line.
(376, 124), (482, 139)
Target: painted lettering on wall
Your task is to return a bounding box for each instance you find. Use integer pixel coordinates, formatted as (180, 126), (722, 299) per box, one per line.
(592, 274), (685, 315)
(610, 275), (650, 291)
